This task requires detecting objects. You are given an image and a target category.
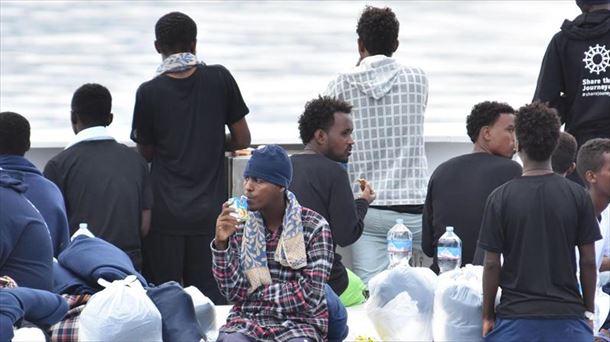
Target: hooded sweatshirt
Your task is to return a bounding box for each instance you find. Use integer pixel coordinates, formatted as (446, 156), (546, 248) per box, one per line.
(534, 9), (610, 146)
(0, 170), (53, 291)
(325, 55), (429, 206)
(0, 155), (70, 257)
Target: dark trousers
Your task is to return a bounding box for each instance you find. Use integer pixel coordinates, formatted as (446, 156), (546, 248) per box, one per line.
(142, 231), (226, 304)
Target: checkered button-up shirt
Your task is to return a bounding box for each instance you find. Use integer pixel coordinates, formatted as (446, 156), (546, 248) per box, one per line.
(325, 55), (429, 205)
(211, 207), (334, 342)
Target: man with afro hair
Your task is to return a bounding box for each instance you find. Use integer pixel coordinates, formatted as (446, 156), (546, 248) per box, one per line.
(479, 101), (601, 340)
(130, 11), (251, 304)
(422, 101), (522, 273)
(289, 96), (375, 309)
(325, 5), (429, 284)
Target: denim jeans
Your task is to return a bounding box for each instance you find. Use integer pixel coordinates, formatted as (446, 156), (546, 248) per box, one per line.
(350, 207), (422, 285)
(483, 318), (593, 342)
(326, 284), (349, 341)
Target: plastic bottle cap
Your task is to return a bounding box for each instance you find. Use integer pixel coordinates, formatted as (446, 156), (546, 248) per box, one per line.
(79, 223), (88, 229)
(396, 218), (404, 225)
(446, 226), (454, 232)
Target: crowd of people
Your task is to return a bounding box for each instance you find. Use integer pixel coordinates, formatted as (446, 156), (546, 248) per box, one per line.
(1, 1), (609, 341)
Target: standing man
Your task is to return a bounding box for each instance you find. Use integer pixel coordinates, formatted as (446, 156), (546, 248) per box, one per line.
(44, 83), (151, 270)
(422, 101), (521, 273)
(213, 145), (334, 342)
(479, 102), (601, 341)
(533, 0), (610, 183)
(131, 12), (251, 304)
(0, 112), (69, 257)
(289, 96), (375, 307)
(325, 6), (429, 284)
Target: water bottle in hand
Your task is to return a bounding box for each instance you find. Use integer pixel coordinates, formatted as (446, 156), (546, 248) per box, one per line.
(437, 226), (462, 273)
(387, 218), (413, 268)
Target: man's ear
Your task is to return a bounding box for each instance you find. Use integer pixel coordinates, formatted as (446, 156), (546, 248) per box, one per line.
(481, 126), (492, 142)
(313, 128), (327, 145)
(585, 170), (596, 185)
(106, 113), (114, 127)
(392, 40), (399, 53)
(566, 162), (576, 176)
(154, 40), (161, 54)
(190, 40), (197, 54)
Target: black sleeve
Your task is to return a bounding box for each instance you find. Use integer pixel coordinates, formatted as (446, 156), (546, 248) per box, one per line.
(422, 178), (435, 257)
(130, 85), (154, 145)
(327, 169), (368, 247)
(533, 36), (568, 124)
(43, 160), (61, 190)
(577, 190), (603, 246)
(477, 191), (504, 253)
(221, 67), (249, 125)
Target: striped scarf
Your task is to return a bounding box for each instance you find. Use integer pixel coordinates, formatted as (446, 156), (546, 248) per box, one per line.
(240, 191), (307, 294)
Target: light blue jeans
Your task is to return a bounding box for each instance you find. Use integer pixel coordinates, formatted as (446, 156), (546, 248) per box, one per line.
(351, 207), (422, 285)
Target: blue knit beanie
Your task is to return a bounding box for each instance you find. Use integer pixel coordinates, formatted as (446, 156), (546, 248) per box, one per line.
(244, 145), (292, 188)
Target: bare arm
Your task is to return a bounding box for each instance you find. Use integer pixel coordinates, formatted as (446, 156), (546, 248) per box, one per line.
(578, 243), (597, 313)
(225, 117), (251, 152)
(482, 251), (501, 337)
(601, 256), (610, 272)
(140, 209), (151, 238)
(136, 143), (154, 163)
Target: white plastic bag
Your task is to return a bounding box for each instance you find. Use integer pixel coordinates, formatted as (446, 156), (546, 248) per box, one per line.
(366, 265), (437, 341)
(79, 275), (162, 341)
(184, 285), (217, 334)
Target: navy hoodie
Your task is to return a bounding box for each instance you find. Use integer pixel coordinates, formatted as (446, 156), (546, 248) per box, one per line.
(0, 170), (53, 291)
(0, 155), (70, 256)
(534, 9), (610, 146)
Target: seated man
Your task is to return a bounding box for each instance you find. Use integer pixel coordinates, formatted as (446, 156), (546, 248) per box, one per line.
(0, 111), (70, 257)
(289, 96), (375, 307)
(480, 102), (600, 341)
(552, 131), (578, 177)
(212, 145), (336, 342)
(422, 101), (522, 271)
(0, 170), (53, 291)
(43, 83), (151, 269)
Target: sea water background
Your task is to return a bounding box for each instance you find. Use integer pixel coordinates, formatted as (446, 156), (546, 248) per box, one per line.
(1, 1), (575, 146)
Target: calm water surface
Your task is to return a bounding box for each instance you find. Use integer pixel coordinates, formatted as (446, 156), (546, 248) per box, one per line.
(0, 1), (575, 145)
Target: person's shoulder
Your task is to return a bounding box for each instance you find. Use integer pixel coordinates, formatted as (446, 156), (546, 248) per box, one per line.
(292, 153), (343, 170)
(300, 207), (330, 229)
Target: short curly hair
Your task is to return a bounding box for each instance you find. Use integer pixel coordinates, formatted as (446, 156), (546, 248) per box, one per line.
(576, 138), (610, 183)
(466, 101), (515, 143)
(298, 96), (352, 145)
(155, 12), (197, 55)
(515, 101), (560, 162)
(71, 83), (112, 127)
(357, 6), (399, 57)
(0, 112), (30, 155)
(551, 132), (577, 174)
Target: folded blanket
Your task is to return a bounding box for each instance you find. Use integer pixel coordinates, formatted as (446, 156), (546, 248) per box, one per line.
(146, 281), (203, 342)
(58, 236), (146, 286)
(52, 261), (98, 295)
(0, 288), (68, 341)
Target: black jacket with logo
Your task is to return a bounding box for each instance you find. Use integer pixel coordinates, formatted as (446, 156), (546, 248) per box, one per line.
(534, 10), (610, 146)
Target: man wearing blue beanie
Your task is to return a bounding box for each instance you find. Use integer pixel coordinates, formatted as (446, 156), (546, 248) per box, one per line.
(212, 145), (339, 341)
(533, 0), (610, 185)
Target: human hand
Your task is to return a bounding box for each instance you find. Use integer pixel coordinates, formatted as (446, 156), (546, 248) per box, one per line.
(215, 202), (240, 250)
(482, 318), (495, 337)
(358, 180), (376, 204)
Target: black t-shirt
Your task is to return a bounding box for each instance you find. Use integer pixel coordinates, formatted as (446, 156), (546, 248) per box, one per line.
(422, 153), (522, 273)
(289, 154), (368, 294)
(131, 64), (249, 235)
(44, 140), (151, 269)
(478, 173), (602, 319)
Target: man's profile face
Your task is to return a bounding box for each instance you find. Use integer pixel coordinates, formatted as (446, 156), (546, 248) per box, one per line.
(322, 112), (354, 163)
(592, 152), (610, 200)
(243, 176), (282, 211)
(487, 113), (516, 158)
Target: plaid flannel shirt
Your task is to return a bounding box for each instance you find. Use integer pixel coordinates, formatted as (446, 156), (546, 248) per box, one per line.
(212, 207), (334, 342)
(325, 55), (429, 205)
(48, 294), (90, 342)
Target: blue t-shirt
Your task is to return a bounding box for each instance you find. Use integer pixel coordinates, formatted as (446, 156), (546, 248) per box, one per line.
(0, 170), (53, 291)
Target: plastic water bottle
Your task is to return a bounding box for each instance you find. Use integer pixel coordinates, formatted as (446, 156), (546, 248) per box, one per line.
(437, 226), (462, 273)
(71, 222), (94, 240)
(387, 218), (413, 268)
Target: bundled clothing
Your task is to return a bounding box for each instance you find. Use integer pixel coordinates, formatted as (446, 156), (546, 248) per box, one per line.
(0, 155), (70, 257)
(0, 288), (68, 342)
(0, 171), (53, 291)
(211, 191), (334, 341)
(534, 9), (610, 147)
(47, 294), (91, 342)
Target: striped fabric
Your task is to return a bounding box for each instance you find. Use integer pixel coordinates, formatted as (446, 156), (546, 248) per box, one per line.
(212, 207), (334, 342)
(325, 55), (429, 205)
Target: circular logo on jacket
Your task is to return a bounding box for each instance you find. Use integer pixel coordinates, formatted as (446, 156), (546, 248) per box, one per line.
(583, 44), (610, 75)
